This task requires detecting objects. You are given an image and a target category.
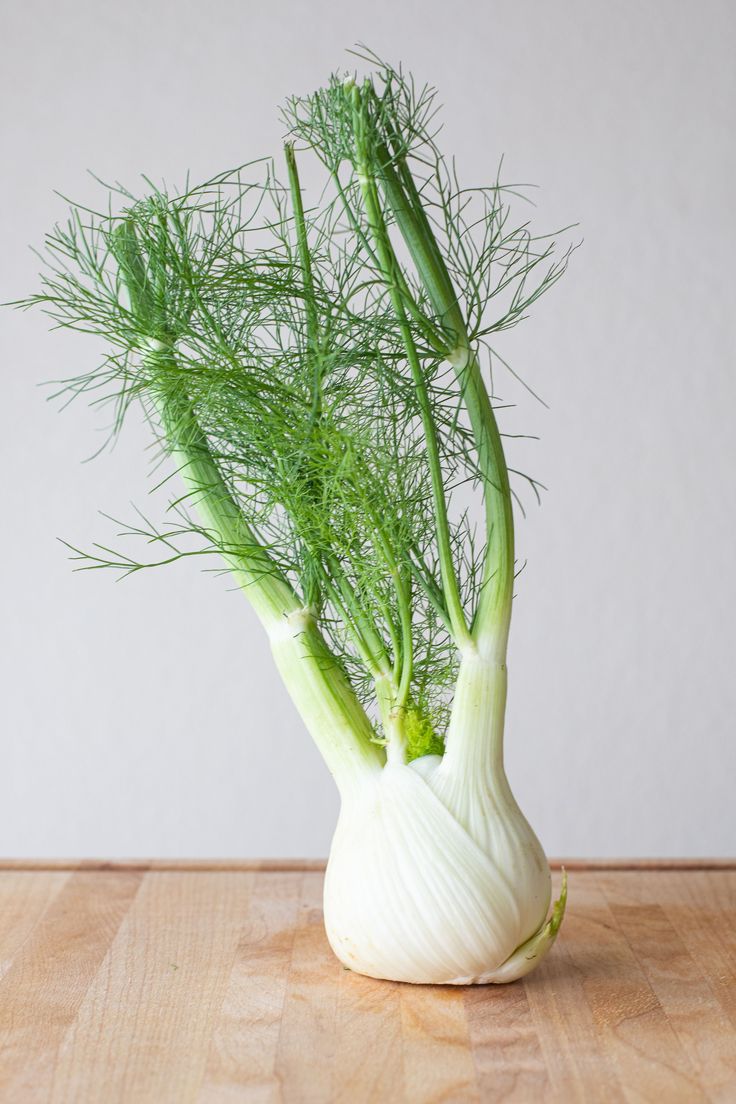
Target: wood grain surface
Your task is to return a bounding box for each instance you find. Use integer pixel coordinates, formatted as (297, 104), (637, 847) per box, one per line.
(0, 863), (733, 1103)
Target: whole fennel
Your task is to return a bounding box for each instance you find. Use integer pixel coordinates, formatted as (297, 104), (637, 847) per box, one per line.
(23, 54), (571, 984)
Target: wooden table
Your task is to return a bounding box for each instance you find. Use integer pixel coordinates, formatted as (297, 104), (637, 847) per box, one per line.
(0, 860), (733, 1102)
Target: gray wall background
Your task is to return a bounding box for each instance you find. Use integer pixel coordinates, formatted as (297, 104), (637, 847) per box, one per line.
(1, 0), (734, 858)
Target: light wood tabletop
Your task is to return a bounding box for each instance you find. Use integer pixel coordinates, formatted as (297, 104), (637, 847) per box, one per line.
(0, 860), (733, 1103)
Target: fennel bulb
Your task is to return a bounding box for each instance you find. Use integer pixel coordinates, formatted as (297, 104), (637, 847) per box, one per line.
(325, 655), (566, 985)
(23, 50), (571, 985)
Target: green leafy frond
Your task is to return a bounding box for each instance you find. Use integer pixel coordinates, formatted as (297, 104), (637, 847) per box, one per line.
(20, 51), (571, 750)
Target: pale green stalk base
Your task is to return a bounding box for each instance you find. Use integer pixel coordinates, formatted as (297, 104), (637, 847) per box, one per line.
(268, 610), (384, 793)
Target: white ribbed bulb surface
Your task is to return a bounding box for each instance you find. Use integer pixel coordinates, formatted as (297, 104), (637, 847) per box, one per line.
(323, 756), (553, 985)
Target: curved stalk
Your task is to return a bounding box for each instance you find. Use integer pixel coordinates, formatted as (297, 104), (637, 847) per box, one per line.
(154, 367), (384, 792)
(114, 220), (383, 791)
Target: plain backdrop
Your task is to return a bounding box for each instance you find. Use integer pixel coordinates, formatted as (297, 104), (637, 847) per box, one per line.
(1, 0), (734, 858)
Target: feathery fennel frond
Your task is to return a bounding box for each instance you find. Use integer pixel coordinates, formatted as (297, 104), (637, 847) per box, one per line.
(21, 54), (570, 756)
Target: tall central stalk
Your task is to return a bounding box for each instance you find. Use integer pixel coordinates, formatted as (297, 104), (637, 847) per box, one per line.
(344, 81), (517, 792)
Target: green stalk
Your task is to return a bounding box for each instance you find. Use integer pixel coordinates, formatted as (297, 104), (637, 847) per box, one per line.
(113, 223), (383, 790)
(156, 379), (298, 626)
(285, 143), (321, 411)
(351, 83), (471, 651)
(285, 143), (400, 732)
(440, 651), (509, 797)
(267, 607), (385, 792)
(154, 364), (384, 791)
(322, 551), (393, 681)
(375, 139), (515, 657)
(284, 140), (323, 612)
(362, 501), (413, 710)
(327, 168), (446, 354)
